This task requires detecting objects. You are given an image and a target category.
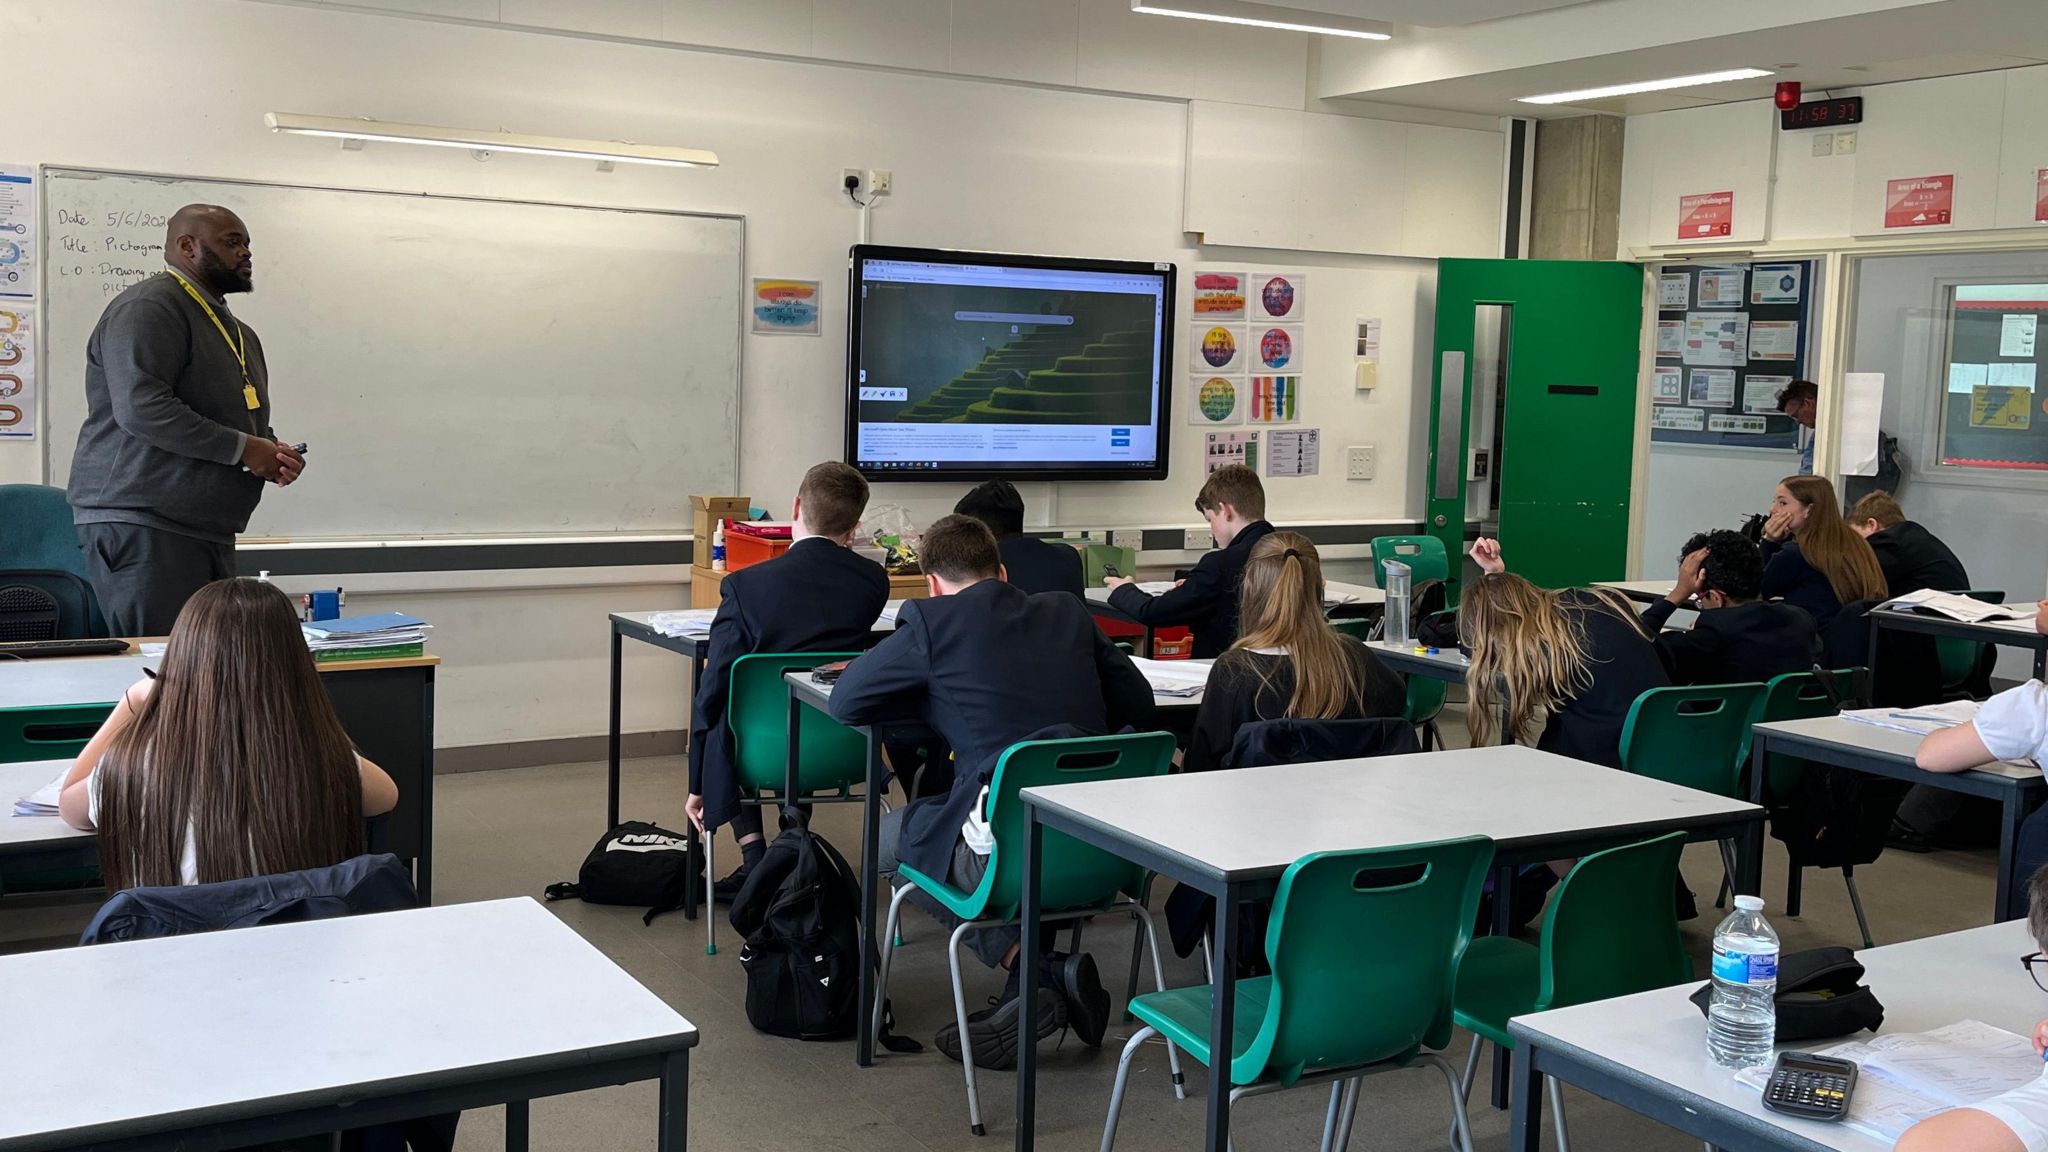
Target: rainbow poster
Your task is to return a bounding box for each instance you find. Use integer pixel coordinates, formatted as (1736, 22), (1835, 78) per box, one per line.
(752, 278), (821, 335)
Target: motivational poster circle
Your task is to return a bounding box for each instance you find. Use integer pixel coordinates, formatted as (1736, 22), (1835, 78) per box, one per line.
(1258, 327), (1293, 369)
(1197, 377), (1238, 422)
(1260, 277), (1296, 318)
(1200, 326), (1238, 368)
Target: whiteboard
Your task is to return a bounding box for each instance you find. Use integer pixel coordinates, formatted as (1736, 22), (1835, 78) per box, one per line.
(41, 168), (741, 540)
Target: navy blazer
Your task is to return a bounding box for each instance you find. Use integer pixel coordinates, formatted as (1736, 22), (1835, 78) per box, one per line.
(998, 534), (1085, 599)
(1758, 538), (1847, 629)
(1105, 519), (1275, 658)
(1868, 520), (1968, 599)
(1643, 598), (1820, 686)
(689, 537), (890, 829)
(827, 578), (1156, 879)
(1537, 590), (1671, 770)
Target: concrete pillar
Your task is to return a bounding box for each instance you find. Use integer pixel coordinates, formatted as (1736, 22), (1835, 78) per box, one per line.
(1529, 115), (1624, 261)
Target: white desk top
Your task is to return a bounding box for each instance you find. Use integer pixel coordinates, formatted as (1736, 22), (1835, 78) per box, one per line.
(613, 602), (903, 638)
(1365, 640), (1470, 677)
(1024, 743), (1760, 880)
(1513, 919), (2036, 1152)
(0, 758), (89, 852)
(786, 663), (1208, 710)
(0, 653), (157, 711)
(1086, 580), (1384, 609)
(1758, 716), (2043, 782)
(1871, 606), (2048, 639)
(0, 897), (696, 1146)
(1597, 579), (1678, 600)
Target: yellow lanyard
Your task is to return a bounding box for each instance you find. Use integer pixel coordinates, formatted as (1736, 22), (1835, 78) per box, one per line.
(169, 272), (260, 413)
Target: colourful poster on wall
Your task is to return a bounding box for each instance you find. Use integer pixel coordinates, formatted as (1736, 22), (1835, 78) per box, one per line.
(1884, 174), (1953, 229)
(1253, 325), (1301, 372)
(1187, 374), (1243, 426)
(1191, 323), (1243, 373)
(1677, 190), (1733, 240)
(1192, 270), (1247, 319)
(0, 300), (34, 440)
(1246, 375), (1298, 424)
(750, 278), (821, 334)
(1205, 430), (1258, 474)
(1251, 272), (1306, 321)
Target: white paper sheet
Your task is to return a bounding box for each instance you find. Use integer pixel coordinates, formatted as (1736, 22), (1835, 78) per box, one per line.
(1687, 368), (1736, 407)
(1841, 371), (1886, 476)
(1747, 320), (1800, 361)
(1696, 267), (1745, 308)
(1949, 362), (1991, 393)
(1658, 273), (1690, 309)
(1749, 263), (1802, 304)
(1652, 366), (1683, 405)
(1655, 319), (1684, 356)
(1744, 375), (1791, 414)
(1989, 362), (2038, 391)
(2001, 313), (2038, 358)
(1683, 313), (1749, 367)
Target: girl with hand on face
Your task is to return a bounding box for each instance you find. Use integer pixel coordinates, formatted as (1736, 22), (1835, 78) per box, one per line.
(1757, 475), (1888, 629)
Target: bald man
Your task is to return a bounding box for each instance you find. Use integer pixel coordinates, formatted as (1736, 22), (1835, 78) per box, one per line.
(67, 204), (305, 634)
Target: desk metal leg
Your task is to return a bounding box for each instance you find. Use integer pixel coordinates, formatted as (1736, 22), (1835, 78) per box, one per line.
(857, 729), (883, 1068)
(506, 1100), (529, 1152)
(607, 628), (623, 831)
(659, 1048), (690, 1152)
(1738, 741), (1768, 899)
(2036, 644), (2046, 682)
(1489, 863), (1515, 1109)
(1206, 886), (1241, 1151)
(1506, 1042), (1542, 1152)
(1998, 790), (2029, 923)
(1017, 808), (1044, 1150)
(1867, 615), (1883, 701)
(418, 668), (435, 906)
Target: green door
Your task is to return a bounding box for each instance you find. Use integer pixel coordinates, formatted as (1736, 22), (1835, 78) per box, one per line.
(1425, 259), (1643, 595)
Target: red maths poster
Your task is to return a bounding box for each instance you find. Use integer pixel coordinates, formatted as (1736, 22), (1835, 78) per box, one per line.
(2036, 169), (2048, 224)
(1677, 191), (1733, 240)
(1884, 174), (1953, 228)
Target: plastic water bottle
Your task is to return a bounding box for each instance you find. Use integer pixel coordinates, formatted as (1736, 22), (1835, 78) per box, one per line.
(1707, 895), (1780, 1068)
(1383, 560), (1412, 647)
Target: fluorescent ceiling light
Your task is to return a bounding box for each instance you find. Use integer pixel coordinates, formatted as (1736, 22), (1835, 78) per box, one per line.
(263, 112), (718, 169)
(1130, 0), (1392, 40)
(1517, 68), (1773, 105)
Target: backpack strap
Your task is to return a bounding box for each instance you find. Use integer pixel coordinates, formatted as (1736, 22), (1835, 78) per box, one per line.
(542, 882), (581, 902)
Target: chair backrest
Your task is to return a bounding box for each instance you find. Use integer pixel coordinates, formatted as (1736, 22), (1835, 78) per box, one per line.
(0, 703), (115, 763)
(1935, 589), (2005, 695)
(1751, 667), (1866, 801)
(0, 486), (106, 638)
(1619, 682), (1768, 798)
(1224, 718), (1419, 770)
(1371, 535), (1450, 589)
(1537, 832), (1692, 1011)
(728, 653), (868, 794)
(974, 731), (1176, 921)
(0, 570), (101, 641)
(1080, 544), (1137, 589)
(80, 852), (418, 944)
(1238, 836), (1493, 1086)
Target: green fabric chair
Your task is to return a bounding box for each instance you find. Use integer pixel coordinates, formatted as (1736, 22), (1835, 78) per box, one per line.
(1935, 590), (2004, 699)
(1752, 668), (1877, 946)
(1451, 832), (1691, 1152)
(1371, 535), (1450, 590)
(0, 703), (114, 764)
(877, 731), (1182, 1137)
(1331, 622), (1450, 750)
(1100, 836), (1493, 1152)
(699, 651), (870, 956)
(1619, 682), (1767, 902)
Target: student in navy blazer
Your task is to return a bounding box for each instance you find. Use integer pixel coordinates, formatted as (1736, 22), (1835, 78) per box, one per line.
(830, 515), (1155, 1068)
(686, 463), (888, 898)
(1758, 475), (1888, 630)
(953, 478), (1083, 598)
(1102, 464), (1274, 658)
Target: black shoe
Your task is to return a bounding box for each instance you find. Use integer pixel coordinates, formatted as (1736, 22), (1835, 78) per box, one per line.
(1060, 952), (1112, 1048)
(934, 989), (1066, 1070)
(1886, 818), (1936, 854)
(711, 865), (751, 903)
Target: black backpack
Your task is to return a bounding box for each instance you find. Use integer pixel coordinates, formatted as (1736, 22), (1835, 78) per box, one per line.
(728, 810), (865, 1041)
(545, 821), (703, 925)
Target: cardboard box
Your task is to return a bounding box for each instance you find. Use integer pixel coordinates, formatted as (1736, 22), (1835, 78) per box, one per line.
(689, 494), (751, 547)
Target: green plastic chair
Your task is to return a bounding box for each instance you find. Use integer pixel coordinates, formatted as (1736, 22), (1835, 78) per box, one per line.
(1751, 668), (1877, 947)
(1935, 590), (2004, 698)
(1371, 535), (1450, 589)
(877, 731), (1182, 1137)
(1101, 836), (1494, 1152)
(699, 652), (870, 956)
(0, 703), (114, 763)
(1451, 832), (1691, 1152)
(1619, 682), (1767, 902)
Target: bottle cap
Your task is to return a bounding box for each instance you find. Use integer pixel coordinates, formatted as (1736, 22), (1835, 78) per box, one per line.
(1734, 895), (1765, 912)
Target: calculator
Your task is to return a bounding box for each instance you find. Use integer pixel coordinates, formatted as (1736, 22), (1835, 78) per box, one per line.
(1761, 1052), (1858, 1121)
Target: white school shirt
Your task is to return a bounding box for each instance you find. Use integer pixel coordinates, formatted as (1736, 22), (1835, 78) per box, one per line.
(1970, 1064), (2048, 1151)
(1976, 680), (2048, 767)
(86, 755), (366, 885)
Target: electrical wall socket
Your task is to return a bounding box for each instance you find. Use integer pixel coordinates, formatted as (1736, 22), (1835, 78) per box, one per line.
(1834, 131), (1857, 155)
(868, 169), (892, 195)
(840, 167), (863, 195)
(1347, 445), (1376, 480)
(1184, 526), (1215, 551)
(1113, 528), (1144, 550)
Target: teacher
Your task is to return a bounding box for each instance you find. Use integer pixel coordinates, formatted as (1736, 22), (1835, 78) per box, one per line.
(67, 204), (304, 635)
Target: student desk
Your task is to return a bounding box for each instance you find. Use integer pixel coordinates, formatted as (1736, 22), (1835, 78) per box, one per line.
(782, 667), (1207, 1069)
(0, 897), (698, 1152)
(1749, 715), (2045, 921)
(1866, 606), (2048, 694)
(0, 758), (94, 878)
(1015, 744), (1767, 1152)
(1086, 581), (1385, 654)
(0, 647), (439, 902)
(1595, 579), (1677, 604)
(1506, 918), (2033, 1152)
(603, 607), (901, 831)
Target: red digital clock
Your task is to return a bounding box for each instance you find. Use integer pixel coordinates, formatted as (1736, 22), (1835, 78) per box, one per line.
(1781, 96), (1864, 130)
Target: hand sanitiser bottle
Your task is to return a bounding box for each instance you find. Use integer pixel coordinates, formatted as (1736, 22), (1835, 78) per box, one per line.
(1707, 895), (1779, 1068)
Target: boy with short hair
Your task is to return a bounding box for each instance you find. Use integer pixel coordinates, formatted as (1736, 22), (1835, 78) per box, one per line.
(686, 461), (889, 898)
(1102, 464), (1274, 657)
(830, 514), (1156, 1067)
(1646, 530), (1819, 685)
(1845, 490), (1970, 599)
(953, 478), (1083, 598)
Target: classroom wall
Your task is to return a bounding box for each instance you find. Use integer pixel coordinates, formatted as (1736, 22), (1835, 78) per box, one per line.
(1, 0), (1499, 752)
(1640, 445), (1798, 579)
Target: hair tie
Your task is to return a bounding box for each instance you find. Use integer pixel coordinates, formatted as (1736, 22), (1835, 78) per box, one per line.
(1283, 548), (1300, 560)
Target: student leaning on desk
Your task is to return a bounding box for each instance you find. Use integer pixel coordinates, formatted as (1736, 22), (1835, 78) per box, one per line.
(55, 577), (398, 889)
(1102, 464), (1274, 658)
(1897, 862), (2048, 1152)
(1915, 600), (2048, 890)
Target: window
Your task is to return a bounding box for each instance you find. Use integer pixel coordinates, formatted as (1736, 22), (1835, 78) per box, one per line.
(1939, 284), (2048, 470)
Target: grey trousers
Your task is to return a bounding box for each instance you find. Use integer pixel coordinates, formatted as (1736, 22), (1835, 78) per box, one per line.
(878, 807), (1016, 968)
(78, 522), (236, 637)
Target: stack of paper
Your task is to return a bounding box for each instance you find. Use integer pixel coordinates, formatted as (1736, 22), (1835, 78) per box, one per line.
(1882, 589), (2036, 624)
(1134, 580), (1178, 596)
(876, 601), (907, 626)
(301, 612), (431, 660)
(646, 609), (717, 639)
(1129, 657), (1213, 698)
(1736, 1020), (2042, 1142)
(12, 769), (66, 817)
(1841, 700), (1981, 736)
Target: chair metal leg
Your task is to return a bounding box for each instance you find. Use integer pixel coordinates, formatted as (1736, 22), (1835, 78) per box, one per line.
(1333, 1077), (1361, 1152)
(874, 885), (914, 1050)
(1319, 1082), (1347, 1152)
(1122, 910), (1144, 1023)
(1844, 867), (1874, 950)
(1452, 1035), (1482, 1148)
(1133, 903), (1187, 1099)
(1714, 873), (1730, 912)
(1070, 919), (1085, 953)
(1098, 1027), (1156, 1152)
(1546, 1074), (1571, 1152)
(1421, 1052), (1476, 1152)
(946, 921), (987, 1136)
(1717, 839), (1739, 906)
(1785, 846), (1805, 918)
(703, 832), (717, 956)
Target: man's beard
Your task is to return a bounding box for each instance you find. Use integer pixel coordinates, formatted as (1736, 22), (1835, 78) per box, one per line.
(197, 246), (251, 295)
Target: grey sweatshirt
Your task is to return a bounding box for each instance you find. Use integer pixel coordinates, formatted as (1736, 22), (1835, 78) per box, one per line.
(68, 271), (273, 544)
